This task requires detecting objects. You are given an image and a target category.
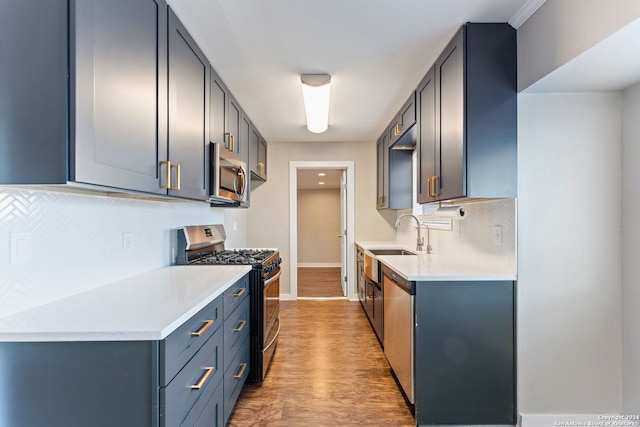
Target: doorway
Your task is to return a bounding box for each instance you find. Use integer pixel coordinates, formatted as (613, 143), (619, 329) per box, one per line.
(289, 161), (356, 300)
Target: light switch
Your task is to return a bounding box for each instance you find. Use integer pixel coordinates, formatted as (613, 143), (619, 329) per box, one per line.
(10, 232), (32, 264)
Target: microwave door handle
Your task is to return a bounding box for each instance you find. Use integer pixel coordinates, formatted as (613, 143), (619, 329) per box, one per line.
(238, 168), (247, 197)
(233, 167), (247, 197)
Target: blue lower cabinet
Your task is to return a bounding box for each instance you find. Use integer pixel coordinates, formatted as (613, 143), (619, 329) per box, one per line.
(185, 379), (224, 427)
(0, 275), (251, 427)
(224, 337), (251, 424)
(161, 327), (223, 427)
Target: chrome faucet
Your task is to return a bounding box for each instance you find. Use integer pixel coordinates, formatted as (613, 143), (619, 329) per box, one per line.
(394, 214), (431, 253)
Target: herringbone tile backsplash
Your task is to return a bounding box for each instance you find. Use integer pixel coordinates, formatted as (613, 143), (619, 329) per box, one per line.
(0, 188), (225, 317)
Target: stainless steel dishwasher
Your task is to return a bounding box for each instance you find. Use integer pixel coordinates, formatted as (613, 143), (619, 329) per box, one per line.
(382, 264), (415, 404)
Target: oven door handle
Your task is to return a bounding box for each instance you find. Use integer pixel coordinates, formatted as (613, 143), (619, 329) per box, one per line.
(264, 270), (281, 287)
(264, 317), (280, 353)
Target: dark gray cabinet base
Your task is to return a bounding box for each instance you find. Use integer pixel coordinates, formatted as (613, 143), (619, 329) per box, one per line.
(0, 341), (159, 427)
(414, 281), (516, 425)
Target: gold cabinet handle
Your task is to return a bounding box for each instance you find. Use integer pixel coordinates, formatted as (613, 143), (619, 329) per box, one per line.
(233, 363), (247, 379)
(230, 134), (235, 152)
(190, 367), (215, 390)
(257, 162), (265, 175)
(170, 163), (181, 190)
(233, 320), (247, 332)
(225, 133), (232, 150)
(394, 123), (403, 136)
(427, 177), (432, 197)
(233, 288), (246, 298)
(431, 175), (439, 197)
(191, 320), (214, 337)
(160, 160), (171, 189)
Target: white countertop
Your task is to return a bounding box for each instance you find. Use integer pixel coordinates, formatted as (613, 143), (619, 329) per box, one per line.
(357, 240), (516, 282)
(0, 265), (251, 342)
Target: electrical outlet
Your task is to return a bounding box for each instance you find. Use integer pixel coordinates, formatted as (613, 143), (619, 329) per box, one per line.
(123, 232), (134, 255)
(493, 225), (503, 245)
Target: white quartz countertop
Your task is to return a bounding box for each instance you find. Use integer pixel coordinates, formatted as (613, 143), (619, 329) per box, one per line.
(356, 240), (516, 281)
(0, 265), (251, 342)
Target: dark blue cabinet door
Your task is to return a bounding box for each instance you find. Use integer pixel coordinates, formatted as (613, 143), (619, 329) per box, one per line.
(168, 7), (210, 201)
(417, 66), (436, 204)
(0, 0), (68, 184)
(414, 281), (516, 425)
(73, 0), (168, 194)
(210, 67), (229, 146)
(435, 27), (466, 201)
(0, 341), (158, 427)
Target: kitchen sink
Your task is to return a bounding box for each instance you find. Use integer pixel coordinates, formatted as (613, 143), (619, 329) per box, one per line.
(369, 249), (417, 256)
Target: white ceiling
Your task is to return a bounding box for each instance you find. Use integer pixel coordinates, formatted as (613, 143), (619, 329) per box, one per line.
(297, 169), (342, 190)
(166, 0), (533, 144)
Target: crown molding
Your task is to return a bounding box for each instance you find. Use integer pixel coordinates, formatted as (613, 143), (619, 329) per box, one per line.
(509, 0), (548, 28)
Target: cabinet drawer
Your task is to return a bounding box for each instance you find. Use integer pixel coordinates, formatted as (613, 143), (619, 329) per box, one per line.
(224, 296), (250, 372)
(162, 326), (223, 427)
(223, 274), (249, 320)
(180, 375), (224, 427)
(161, 295), (223, 385)
(223, 336), (250, 423)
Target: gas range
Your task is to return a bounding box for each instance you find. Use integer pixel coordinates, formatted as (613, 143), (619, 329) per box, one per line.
(176, 224), (281, 384)
(176, 225), (281, 274)
(190, 249), (275, 265)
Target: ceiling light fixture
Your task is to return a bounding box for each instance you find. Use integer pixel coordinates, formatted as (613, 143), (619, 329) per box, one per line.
(319, 182), (325, 185)
(318, 172), (326, 177)
(300, 74), (331, 133)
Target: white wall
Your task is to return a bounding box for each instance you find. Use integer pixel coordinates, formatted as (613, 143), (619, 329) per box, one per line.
(0, 187), (245, 317)
(622, 82), (640, 413)
(517, 0), (640, 91)
(246, 140), (397, 295)
(297, 188), (341, 266)
(517, 93), (622, 415)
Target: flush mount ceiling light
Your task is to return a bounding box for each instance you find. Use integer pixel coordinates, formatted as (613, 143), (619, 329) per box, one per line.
(300, 74), (331, 133)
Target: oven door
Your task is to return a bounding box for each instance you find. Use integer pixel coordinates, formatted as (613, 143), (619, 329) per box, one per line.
(263, 269), (280, 337)
(261, 268), (280, 380)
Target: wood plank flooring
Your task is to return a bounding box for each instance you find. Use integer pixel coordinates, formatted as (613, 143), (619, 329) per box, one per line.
(227, 299), (415, 426)
(297, 267), (344, 298)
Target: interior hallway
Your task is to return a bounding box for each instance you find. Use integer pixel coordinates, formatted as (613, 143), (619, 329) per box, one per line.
(227, 299), (415, 426)
(297, 267), (344, 298)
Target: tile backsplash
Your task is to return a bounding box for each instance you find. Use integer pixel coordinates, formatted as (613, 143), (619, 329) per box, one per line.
(0, 188), (228, 317)
(396, 198), (516, 274)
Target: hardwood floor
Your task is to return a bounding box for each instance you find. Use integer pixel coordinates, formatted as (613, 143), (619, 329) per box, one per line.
(227, 299), (415, 427)
(297, 267), (344, 298)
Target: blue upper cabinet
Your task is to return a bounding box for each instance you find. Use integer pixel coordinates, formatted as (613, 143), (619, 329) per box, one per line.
(418, 23), (517, 203)
(0, 0), (170, 194)
(167, 7), (210, 201)
(73, 0), (169, 195)
(1, 0), (214, 202)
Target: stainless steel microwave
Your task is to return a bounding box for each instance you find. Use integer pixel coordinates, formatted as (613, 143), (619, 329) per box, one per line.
(209, 143), (247, 205)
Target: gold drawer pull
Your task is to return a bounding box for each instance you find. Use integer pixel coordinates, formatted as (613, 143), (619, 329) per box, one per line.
(233, 320), (247, 332)
(233, 288), (246, 298)
(191, 367), (215, 390)
(233, 363), (247, 379)
(394, 123), (403, 136)
(191, 320), (214, 337)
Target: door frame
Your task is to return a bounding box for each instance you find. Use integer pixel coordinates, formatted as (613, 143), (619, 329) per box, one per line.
(289, 160), (356, 300)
